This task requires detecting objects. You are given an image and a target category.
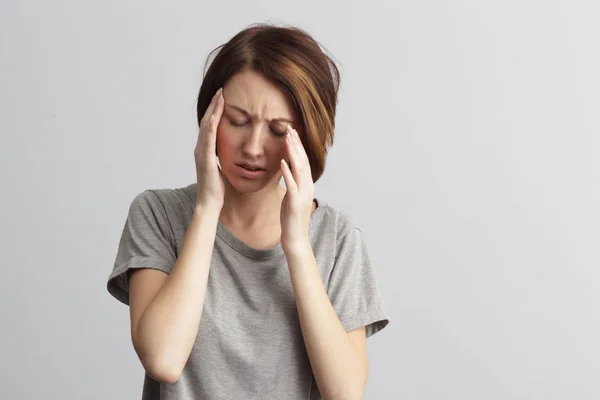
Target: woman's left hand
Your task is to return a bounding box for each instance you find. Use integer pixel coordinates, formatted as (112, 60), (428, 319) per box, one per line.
(280, 125), (315, 255)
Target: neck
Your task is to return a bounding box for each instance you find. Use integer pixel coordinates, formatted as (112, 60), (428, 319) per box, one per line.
(219, 180), (285, 230)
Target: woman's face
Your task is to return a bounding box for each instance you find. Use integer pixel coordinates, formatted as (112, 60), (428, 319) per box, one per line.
(217, 69), (299, 193)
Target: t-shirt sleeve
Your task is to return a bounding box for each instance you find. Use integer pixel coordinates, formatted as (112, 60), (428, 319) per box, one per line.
(106, 190), (177, 306)
(327, 227), (390, 338)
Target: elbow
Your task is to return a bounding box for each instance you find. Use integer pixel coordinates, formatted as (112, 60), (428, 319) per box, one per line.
(324, 385), (365, 400)
(325, 373), (367, 400)
(133, 334), (183, 384)
(326, 392), (364, 400)
(146, 357), (182, 384)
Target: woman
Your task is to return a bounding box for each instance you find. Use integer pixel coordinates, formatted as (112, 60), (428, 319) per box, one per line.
(107, 23), (389, 400)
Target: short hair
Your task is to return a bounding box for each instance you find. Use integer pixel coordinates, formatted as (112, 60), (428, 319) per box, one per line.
(196, 23), (341, 183)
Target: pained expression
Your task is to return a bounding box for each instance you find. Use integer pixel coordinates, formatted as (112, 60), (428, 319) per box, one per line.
(217, 69), (299, 192)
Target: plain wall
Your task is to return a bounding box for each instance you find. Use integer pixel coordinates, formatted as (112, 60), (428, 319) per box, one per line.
(1, 0), (598, 399)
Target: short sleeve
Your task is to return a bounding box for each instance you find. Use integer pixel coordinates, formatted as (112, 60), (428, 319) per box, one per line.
(106, 190), (177, 306)
(327, 228), (390, 338)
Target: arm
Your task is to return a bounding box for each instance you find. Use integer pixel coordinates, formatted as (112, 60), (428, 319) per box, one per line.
(279, 126), (368, 399)
(286, 244), (368, 400)
(130, 204), (220, 383)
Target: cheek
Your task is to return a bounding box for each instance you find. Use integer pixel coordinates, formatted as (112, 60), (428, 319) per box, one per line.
(215, 126), (236, 158)
(278, 142), (288, 161)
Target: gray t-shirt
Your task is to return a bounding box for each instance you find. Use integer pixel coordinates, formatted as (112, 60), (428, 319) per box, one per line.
(107, 182), (389, 400)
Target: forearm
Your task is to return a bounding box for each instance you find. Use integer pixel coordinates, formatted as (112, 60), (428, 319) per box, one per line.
(136, 204), (220, 380)
(286, 244), (367, 400)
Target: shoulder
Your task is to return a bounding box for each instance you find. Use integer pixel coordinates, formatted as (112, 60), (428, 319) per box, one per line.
(129, 182), (197, 213)
(312, 198), (363, 242)
(124, 184), (197, 236)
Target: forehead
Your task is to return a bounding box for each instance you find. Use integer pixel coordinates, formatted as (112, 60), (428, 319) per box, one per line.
(223, 69), (296, 121)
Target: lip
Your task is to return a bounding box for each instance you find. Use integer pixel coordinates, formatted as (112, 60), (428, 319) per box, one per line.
(238, 162), (265, 170)
(236, 164), (266, 179)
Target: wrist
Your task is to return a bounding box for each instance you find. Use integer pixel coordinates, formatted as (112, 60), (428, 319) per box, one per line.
(282, 239), (312, 258)
(193, 201), (222, 219)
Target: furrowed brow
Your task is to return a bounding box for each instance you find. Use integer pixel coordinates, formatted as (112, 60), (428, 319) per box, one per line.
(226, 104), (294, 124)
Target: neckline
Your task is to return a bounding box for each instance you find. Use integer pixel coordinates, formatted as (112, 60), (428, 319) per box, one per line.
(184, 183), (326, 260)
(215, 198), (323, 260)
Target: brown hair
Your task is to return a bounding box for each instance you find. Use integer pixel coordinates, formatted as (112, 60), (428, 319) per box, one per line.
(196, 23), (340, 183)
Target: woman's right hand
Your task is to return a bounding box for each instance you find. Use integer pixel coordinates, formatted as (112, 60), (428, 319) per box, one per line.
(194, 88), (225, 210)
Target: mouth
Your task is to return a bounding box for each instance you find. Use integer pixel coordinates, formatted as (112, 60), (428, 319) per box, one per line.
(236, 163), (266, 178)
(237, 163), (265, 171)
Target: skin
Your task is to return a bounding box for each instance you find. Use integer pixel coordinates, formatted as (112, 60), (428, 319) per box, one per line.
(198, 68), (369, 399)
(216, 68), (302, 245)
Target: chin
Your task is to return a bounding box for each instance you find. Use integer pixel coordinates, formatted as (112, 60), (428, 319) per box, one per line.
(223, 168), (274, 194)
(229, 181), (266, 194)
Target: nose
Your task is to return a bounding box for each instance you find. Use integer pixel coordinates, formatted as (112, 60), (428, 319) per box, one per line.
(242, 125), (265, 158)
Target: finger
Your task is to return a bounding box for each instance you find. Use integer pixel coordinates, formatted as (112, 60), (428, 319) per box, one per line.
(213, 88), (225, 120)
(197, 88), (222, 146)
(290, 127), (309, 164)
(280, 159), (297, 193)
(204, 89), (225, 152)
(285, 125), (302, 177)
(208, 91), (225, 133)
(286, 126), (311, 188)
(201, 88), (224, 129)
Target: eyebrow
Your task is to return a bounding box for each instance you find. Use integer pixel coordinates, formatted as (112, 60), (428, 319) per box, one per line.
(226, 104), (295, 124)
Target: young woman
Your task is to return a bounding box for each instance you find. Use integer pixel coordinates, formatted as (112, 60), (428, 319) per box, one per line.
(107, 23), (389, 400)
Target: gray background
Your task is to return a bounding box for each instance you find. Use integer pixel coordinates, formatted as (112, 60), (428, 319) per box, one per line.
(1, 0), (598, 399)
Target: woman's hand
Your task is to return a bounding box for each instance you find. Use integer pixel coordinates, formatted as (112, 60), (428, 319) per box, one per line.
(194, 88), (225, 210)
(280, 125), (315, 255)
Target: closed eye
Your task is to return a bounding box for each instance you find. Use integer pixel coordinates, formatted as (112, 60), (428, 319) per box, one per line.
(270, 127), (287, 137)
(227, 117), (287, 137)
(227, 117), (247, 127)
(270, 122), (288, 137)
